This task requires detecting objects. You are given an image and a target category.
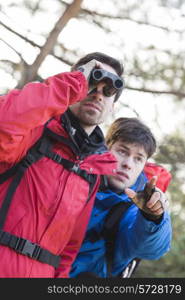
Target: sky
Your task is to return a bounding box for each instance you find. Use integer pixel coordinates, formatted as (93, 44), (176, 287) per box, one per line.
(0, 0), (184, 142)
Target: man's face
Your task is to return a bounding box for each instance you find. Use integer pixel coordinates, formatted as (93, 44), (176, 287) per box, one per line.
(70, 63), (116, 134)
(107, 141), (148, 191)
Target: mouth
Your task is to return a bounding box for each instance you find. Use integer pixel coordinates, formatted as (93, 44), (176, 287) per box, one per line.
(116, 171), (129, 180)
(83, 102), (102, 112)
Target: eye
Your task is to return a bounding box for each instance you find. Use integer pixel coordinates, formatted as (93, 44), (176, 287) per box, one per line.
(103, 86), (116, 97)
(135, 156), (143, 163)
(117, 149), (127, 156)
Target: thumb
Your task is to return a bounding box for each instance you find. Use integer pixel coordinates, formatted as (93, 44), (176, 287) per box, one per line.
(148, 176), (157, 189)
(144, 176), (157, 200)
(125, 188), (136, 199)
(125, 188), (144, 209)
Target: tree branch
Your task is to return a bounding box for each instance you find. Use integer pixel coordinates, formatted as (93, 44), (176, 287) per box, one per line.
(121, 103), (140, 117)
(126, 86), (185, 98)
(0, 20), (74, 66)
(91, 18), (111, 33)
(0, 38), (25, 62)
(79, 7), (184, 35)
(59, 0), (184, 34)
(0, 20), (40, 48)
(19, 0), (83, 85)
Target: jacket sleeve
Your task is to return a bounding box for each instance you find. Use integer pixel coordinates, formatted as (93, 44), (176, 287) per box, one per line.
(54, 179), (100, 278)
(0, 71), (87, 163)
(117, 207), (172, 261)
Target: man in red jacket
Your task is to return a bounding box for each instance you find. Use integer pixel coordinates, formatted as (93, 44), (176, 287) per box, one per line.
(0, 52), (124, 277)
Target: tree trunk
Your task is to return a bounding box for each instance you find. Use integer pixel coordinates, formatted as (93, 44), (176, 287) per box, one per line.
(17, 0), (83, 88)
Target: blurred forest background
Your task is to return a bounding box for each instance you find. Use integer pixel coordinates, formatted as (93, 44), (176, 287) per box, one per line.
(0, 0), (185, 277)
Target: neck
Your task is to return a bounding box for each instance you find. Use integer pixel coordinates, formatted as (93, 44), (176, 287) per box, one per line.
(80, 123), (96, 135)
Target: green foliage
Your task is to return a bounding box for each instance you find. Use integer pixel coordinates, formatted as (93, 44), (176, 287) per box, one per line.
(156, 132), (185, 167)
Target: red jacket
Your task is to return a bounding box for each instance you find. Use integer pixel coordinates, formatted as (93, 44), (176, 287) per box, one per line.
(0, 71), (117, 277)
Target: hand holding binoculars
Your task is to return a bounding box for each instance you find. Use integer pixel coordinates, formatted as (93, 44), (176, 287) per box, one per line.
(77, 62), (124, 97)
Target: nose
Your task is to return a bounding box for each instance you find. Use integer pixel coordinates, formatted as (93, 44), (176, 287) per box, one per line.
(121, 156), (133, 170)
(89, 82), (105, 102)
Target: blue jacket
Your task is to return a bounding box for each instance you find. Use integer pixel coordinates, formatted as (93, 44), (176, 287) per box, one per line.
(70, 172), (172, 277)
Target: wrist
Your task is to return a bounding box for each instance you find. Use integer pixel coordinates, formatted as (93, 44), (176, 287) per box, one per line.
(140, 209), (164, 224)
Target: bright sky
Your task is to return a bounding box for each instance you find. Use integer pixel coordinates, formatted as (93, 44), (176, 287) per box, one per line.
(0, 0), (184, 142)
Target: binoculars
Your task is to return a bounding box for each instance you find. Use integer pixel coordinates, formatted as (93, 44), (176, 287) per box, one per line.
(89, 68), (124, 97)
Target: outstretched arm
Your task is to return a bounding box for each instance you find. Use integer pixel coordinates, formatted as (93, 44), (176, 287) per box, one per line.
(125, 176), (169, 221)
(117, 176), (172, 261)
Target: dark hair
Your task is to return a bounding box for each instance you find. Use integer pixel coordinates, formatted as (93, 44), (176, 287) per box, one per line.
(71, 52), (124, 102)
(106, 117), (156, 158)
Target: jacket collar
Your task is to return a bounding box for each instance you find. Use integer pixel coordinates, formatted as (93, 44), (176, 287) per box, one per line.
(61, 109), (107, 158)
(95, 172), (147, 209)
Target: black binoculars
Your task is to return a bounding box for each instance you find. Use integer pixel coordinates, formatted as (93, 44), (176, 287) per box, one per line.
(89, 68), (124, 97)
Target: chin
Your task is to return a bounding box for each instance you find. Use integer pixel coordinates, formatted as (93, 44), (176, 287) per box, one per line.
(82, 111), (99, 122)
(109, 179), (126, 191)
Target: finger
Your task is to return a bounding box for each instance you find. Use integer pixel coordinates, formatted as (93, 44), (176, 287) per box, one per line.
(90, 59), (103, 70)
(146, 191), (161, 208)
(79, 59), (100, 80)
(149, 176), (158, 187)
(125, 188), (136, 199)
(148, 200), (162, 211)
(147, 176), (157, 192)
(95, 61), (104, 69)
(150, 207), (164, 216)
(125, 188), (145, 209)
(148, 187), (168, 211)
(144, 176), (157, 202)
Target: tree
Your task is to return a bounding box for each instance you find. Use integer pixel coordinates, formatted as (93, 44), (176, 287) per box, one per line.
(0, 0), (185, 277)
(0, 0), (185, 98)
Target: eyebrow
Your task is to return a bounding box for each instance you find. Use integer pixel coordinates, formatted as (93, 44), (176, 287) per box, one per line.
(119, 145), (146, 158)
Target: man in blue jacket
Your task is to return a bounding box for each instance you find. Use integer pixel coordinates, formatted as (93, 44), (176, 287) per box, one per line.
(70, 117), (172, 278)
